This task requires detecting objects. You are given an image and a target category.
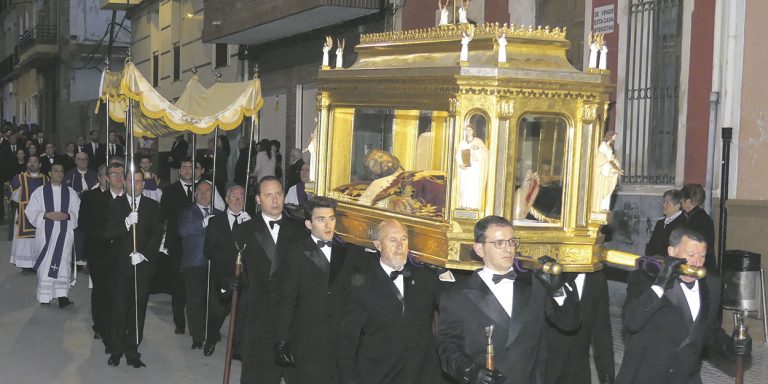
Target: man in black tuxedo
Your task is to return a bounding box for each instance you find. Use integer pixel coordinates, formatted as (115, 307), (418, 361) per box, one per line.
(542, 270), (614, 384)
(106, 130), (125, 159)
(680, 184), (717, 274)
(39, 143), (59, 175)
(438, 215), (580, 384)
(274, 196), (361, 384)
(104, 169), (163, 368)
(168, 134), (188, 183)
(237, 176), (305, 384)
(160, 158), (196, 335)
(85, 130), (106, 170)
(205, 185), (252, 357)
(336, 219), (443, 384)
(646, 189), (687, 257)
(76, 135), (86, 154)
(79, 164), (120, 344)
(618, 227), (751, 383)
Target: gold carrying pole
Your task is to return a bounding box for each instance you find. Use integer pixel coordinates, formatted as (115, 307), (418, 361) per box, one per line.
(604, 250), (707, 279)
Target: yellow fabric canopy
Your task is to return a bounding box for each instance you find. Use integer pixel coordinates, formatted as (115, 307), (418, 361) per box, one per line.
(97, 62), (263, 137)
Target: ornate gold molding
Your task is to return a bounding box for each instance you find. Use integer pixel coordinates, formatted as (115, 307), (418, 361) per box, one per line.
(449, 97), (460, 115)
(580, 103), (598, 122)
(360, 23), (567, 44)
(497, 99), (514, 118)
(316, 92), (330, 110)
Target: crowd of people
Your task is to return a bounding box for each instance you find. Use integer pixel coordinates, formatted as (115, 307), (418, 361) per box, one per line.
(0, 124), (755, 384)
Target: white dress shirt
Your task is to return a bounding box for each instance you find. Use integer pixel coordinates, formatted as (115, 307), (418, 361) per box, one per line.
(379, 260), (405, 298)
(478, 267), (515, 317)
(651, 280), (701, 321)
(262, 214), (282, 243)
(227, 209), (250, 230)
(664, 210), (683, 226)
(311, 234), (332, 263)
(573, 273), (586, 300)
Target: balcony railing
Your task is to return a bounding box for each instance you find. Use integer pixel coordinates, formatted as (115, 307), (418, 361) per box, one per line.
(19, 25), (58, 54)
(0, 50), (18, 79)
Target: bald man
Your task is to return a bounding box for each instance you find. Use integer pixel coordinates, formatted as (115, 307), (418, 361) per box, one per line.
(336, 219), (443, 384)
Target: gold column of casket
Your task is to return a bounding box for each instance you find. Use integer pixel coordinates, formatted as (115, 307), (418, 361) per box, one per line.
(313, 23), (627, 272)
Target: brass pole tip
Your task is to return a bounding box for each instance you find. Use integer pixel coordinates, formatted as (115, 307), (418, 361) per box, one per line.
(543, 262), (563, 275)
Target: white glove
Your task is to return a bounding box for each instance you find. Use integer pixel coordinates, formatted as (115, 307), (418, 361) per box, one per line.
(238, 212), (251, 224)
(129, 252), (148, 266)
(124, 211), (139, 229)
(202, 215), (214, 228)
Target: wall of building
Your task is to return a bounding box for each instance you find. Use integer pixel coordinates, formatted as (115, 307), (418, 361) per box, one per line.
(129, 0), (241, 154)
(736, 0), (768, 201)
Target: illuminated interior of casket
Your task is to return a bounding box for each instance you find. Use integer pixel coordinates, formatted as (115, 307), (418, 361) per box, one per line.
(313, 23), (616, 271)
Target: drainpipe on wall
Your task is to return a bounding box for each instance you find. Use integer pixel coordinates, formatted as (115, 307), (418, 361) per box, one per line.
(705, 91), (719, 213)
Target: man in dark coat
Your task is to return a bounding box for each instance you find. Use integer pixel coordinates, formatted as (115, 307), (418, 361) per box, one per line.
(205, 185), (251, 357)
(178, 181), (222, 351)
(84, 130), (106, 170)
(104, 169), (163, 368)
(336, 219), (443, 384)
(79, 164), (118, 344)
(646, 189), (687, 257)
(106, 130), (125, 159)
(236, 176), (306, 384)
(681, 183), (717, 274)
(438, 215), (580, 384)
(542, 270), (614, 384)
(617, 227), (752, 384)
(39, 143), (60, 175)
(274, 196), (361, 384)
(160, 158), (196, 335)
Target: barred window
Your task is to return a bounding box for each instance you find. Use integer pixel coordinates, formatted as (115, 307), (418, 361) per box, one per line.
(621, 0), (683, 185)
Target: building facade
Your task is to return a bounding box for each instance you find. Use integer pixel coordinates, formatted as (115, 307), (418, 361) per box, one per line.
(0, 0), (130, 147)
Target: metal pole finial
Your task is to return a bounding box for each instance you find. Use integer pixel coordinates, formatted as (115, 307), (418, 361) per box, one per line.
(252, 63), (259, 79)
(214, 69), (223, 82)
(104, 57), (110, 70)
(125, 46), (133, 63)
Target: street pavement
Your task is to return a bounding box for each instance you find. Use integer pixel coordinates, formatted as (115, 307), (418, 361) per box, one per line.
(1, 220), (765, 383)
(0, 223), (241, 384)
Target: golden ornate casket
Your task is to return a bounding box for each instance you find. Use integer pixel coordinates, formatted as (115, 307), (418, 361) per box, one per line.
(312, 23), (624, 272)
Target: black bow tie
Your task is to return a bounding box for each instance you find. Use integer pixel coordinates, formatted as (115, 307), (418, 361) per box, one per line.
(682, 280), (697, 290)
(390, 269), (411, 280)
(316, 240), (333, 248)
(492, 269), (517, 284)
(269, 219), (283, 229)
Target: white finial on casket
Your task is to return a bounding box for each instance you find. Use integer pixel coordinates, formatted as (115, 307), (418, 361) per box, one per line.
(335, 39), (345, 69)
(458, 1), (469, 24)
(438, 1), (449, 26)
(460, 27), (474, 63)
(497, 33), (507, 63)
(322, 36), (333, 69)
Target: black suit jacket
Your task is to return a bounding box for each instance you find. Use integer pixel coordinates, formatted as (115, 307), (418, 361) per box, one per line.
(78, 189), (114, 259)
(0, 141), (17, 183)
(438, 271), (580, 384)
(84, 142), (106, 169)
(543, 271), (614, 384)
(645, 213), (687, 256)
(617, 271), (729, 384)
(105, 195), (163, 270)
(39, 154), (60, 175)
(685, 206), (717, 273)
(336, 259), (443, 384)
(161, 181), (194, 254)
(106, 142), (125, 158)
(204, 211), (243, 291)
(277, 236), (361, 384)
